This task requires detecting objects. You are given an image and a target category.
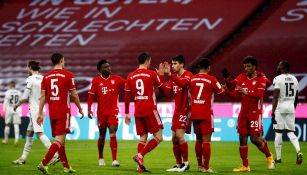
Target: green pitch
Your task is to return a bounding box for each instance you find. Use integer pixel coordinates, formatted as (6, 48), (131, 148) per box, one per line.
(0, 140), (306, 175)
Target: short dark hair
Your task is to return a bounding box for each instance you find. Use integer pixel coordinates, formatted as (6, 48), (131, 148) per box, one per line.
(280, 60), (290, 71)
(138, 52), (151, 64)
(28, 60), (40, 71)
(97, 59), (108, 71)
(51, 53), (64, 65)
(243, 56), (258, 67)
(198, 58), (210, 69)
(9, 81), (16, 87)
(172, 55), (185, 66)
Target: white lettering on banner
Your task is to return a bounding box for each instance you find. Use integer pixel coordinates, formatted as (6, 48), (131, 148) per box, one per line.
(0, 34), (96, 47)
(295, 123), (307, 141)
(30, 0), (193, 6)
(83, 7), (122, 19)
(0, 16), (222, 47)
(88, 118), (99, 140)
(281, 0), (307, 22)
(17, 7), (80, 19)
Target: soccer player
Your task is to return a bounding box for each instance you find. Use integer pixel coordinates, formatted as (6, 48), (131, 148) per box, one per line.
(189, 58), (224, 173)
(88, 59), (125, 167)
(2, 81), (21, 145)
(224, 56), (275, 172)
(124, 52), (165, 172)
(12, 61), (59, 165)
(272, 60), (303, 165)
(162, 55), (193, 172)
(36, 53), (84, 174)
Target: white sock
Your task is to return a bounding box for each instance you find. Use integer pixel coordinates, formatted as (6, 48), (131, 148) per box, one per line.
(274, 132), (283, 160)
(14, 124), (19, 143)
(287, 132), (301, 153)
(4, 126), (10, 141)
(39, 134), (51, 149)
(21, 136), (34, 160)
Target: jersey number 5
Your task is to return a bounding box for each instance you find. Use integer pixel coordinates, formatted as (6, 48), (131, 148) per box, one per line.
(51, 79), (59, 97)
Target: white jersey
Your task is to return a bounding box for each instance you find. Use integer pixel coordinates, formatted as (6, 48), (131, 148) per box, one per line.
(3, 89), (21, 114)
(23, 73), (43, 110)
(273, 74), (299, 113)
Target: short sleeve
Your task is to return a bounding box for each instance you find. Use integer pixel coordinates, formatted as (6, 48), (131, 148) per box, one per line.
(41, 76), (46, 91)
(67, 72), (76, 90)
(26, 77), (32, 90)
(88, 78), (96, 94)
(152, 71), (162, 87)
(273, 77), (281, 90)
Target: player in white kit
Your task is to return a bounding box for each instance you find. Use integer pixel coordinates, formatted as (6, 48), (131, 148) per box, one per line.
(2, 81), (21, 145)
(12, 61), (59, 165)
(271, 60), (303, 165)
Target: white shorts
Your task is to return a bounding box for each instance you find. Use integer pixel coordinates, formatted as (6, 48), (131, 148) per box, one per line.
(273, 113), (295, 131)
(5, 112), (21, 125)
(27, 110), (44, 133)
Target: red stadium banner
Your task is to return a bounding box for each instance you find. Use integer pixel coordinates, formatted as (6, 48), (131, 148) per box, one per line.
(0, 0), (265, 102)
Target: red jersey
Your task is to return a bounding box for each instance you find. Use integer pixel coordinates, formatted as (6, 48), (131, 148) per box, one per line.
(41, 69), (75, 119)
(125, 68), (163, 117)
(165, 71), (193, 115)
(234, 73), (267, 114)
(88, 75), (125, 116)
(189, 73), (224, 119)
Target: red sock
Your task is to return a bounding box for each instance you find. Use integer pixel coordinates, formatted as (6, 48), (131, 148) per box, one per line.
(42, 141), (61, 166)
(98, 136), (105, 159)
(137, 141), (146, 153)
(140, 137), (160, 157)
(58, 143), (70, 169)
(179, 141), (188, 162)
(239, 145), (249, 167)
(173, 142), (182, 165)
(258, 139), (271, 157)
(110, 135), (117, 160)
(195, 140), (202, 166)
(202, 142), (211, 170)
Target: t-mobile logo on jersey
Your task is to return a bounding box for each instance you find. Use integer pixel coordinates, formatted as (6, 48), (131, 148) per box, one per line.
(101, 87), (108, 94)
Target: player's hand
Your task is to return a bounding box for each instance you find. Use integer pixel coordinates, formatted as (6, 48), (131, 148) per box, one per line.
(125, 114), (131, 125)
(271, 113), (277, 124)
(156, 62), (165, 76)
(221, 68), (230, 79)
(37, 115), (44, 126)
(79, 108), (85, 119)
(13, 105), (18, 112)
(88, 110), (93, 119)
(164, 62), (171, 76)
(238, 87), (248, 95)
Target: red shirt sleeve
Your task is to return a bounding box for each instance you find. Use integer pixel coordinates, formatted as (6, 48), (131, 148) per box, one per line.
(67, 71), (76, 90)
(169, 74), (190, 87)
(41, 76), (46, 91)
(88, 78), (96, 95)
(124, 76), (131, 114)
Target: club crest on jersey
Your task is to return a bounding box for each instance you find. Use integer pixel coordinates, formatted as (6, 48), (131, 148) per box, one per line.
(252, 81), (256, 85)
(111, 80), (115, 84)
